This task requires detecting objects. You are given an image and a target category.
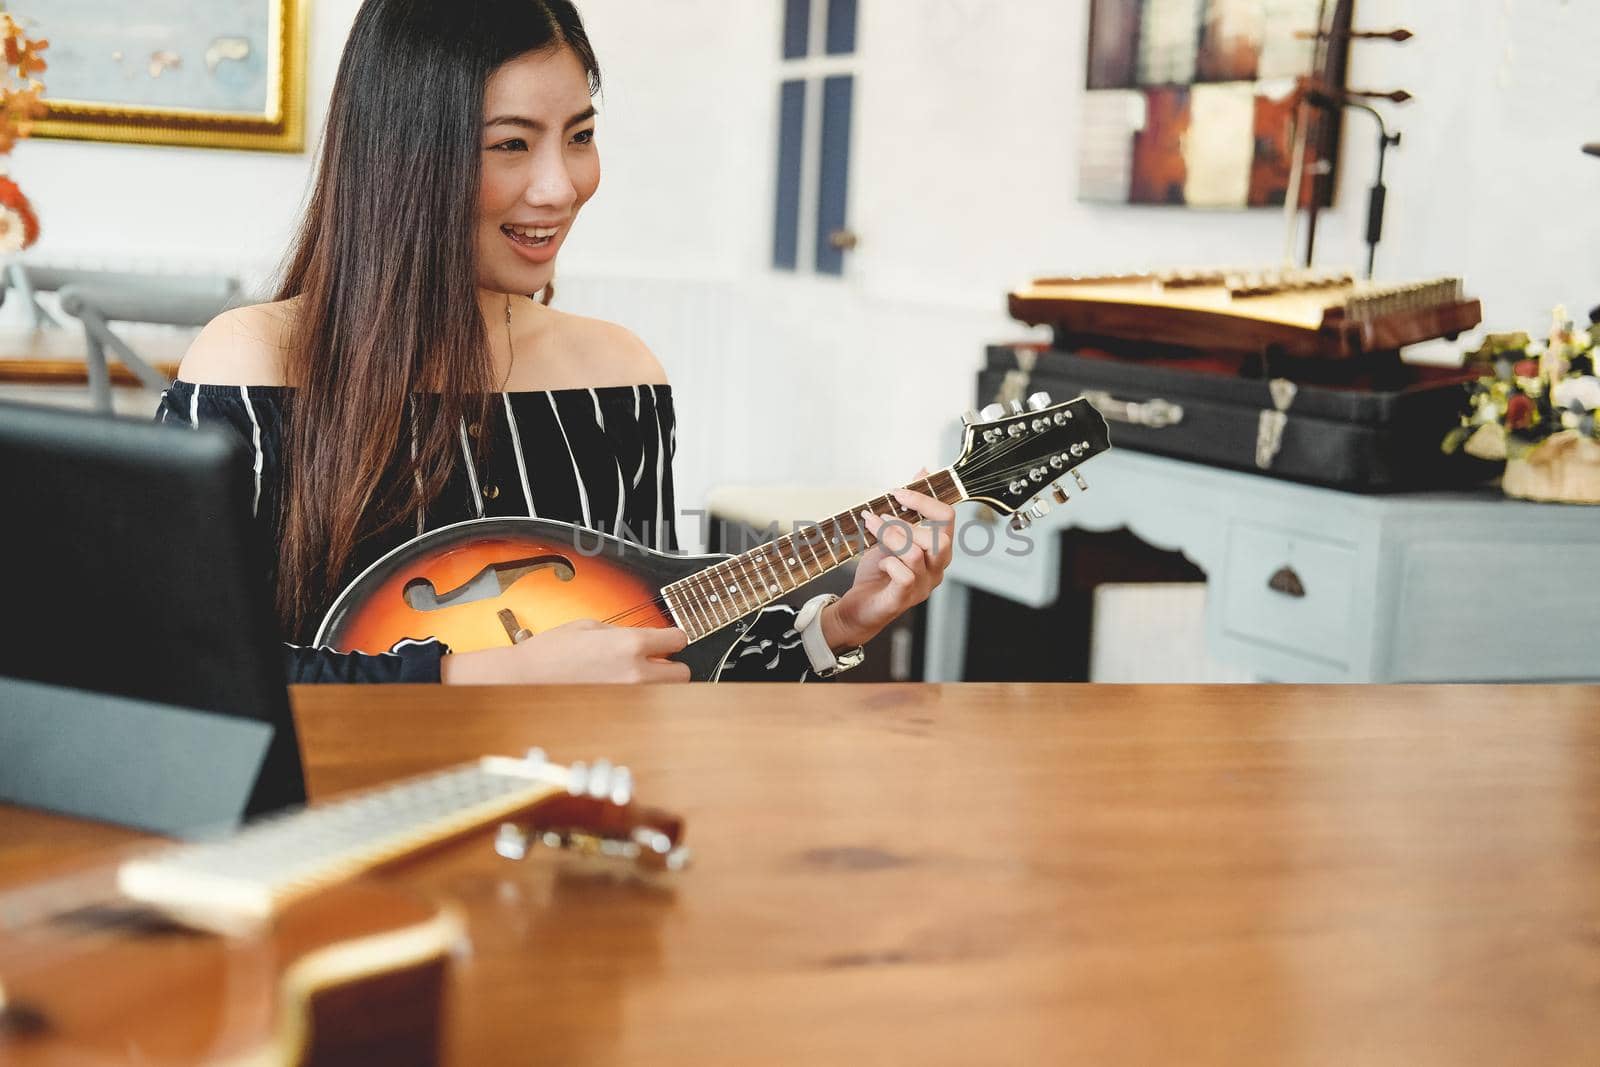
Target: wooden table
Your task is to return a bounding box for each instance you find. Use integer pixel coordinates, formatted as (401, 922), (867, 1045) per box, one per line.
(4, 684), (1599, 1065)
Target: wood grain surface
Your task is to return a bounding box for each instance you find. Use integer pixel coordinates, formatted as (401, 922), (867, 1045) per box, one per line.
(5, 683), (1599, 1066)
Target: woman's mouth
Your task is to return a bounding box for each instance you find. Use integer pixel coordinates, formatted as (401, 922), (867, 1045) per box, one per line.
(501, 223), (559, 248)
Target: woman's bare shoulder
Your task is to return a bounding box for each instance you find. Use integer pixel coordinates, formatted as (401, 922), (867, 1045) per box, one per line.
(176, 298), (299, 386)
(541, 305), (670, 387)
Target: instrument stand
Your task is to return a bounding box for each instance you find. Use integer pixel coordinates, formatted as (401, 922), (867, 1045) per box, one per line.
(1360, 116), (1401, 279)
(2, 262), (66, 329)
(57, 293), (174, 411)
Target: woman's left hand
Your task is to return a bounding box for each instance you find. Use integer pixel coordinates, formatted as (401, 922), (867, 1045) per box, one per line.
(822, 468), (956, 650)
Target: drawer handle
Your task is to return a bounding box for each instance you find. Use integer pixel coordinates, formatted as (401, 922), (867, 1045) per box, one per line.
(1082, 389), (1184, 429)
(1267, 566), (1306, 599)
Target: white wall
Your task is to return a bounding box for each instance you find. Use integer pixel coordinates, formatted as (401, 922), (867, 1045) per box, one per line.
(15, 0), (1600, 522)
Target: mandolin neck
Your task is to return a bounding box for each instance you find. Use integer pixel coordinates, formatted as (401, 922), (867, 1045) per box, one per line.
(662, 468), (965, 642)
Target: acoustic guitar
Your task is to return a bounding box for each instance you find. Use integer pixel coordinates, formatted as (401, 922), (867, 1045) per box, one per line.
(0, 751), (685, 1065)
(314, 393), (1111, 678)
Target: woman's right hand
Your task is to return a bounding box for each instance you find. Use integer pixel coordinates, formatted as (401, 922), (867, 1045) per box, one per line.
(439, 619), (690, 685)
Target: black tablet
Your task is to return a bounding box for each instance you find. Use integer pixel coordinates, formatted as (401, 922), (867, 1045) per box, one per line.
(0, 400), (304, 821)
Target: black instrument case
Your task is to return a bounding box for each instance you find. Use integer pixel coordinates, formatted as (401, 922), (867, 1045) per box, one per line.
(980, 343), (1492, 491)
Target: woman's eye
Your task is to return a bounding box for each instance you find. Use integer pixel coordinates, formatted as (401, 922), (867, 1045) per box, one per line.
(571, 129), (595, 146)
(489, 138), (527, 152)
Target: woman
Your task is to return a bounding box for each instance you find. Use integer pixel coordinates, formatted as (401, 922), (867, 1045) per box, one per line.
(161, 0), (952, 684)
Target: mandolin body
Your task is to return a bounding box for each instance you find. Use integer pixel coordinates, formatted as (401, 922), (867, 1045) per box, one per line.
(316, 517), (750, 681)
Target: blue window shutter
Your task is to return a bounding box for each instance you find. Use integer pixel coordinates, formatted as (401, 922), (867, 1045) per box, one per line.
(826, 0), (858, 55)
(773, 79), (806, 271)
(783, 0), (812, 59)
(815, 74), (854, 276)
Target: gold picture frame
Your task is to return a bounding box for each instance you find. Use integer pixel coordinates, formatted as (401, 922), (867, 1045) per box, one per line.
(32, 0), (308, 153)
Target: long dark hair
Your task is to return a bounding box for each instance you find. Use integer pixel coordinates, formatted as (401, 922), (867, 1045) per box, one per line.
(272, 0), (601, 635)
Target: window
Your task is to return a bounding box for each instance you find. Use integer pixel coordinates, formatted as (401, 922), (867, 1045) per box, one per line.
(773, 0), (859, 276)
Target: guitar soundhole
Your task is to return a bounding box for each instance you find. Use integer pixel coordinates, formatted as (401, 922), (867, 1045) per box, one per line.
(0, 1000), (49, 1039)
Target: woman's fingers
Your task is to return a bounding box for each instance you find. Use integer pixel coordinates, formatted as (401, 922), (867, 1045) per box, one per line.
(891, 485), (955, 523)
(643, 658), (692, 683)
(636, 626), (688, 657)
(881, 554), (917, 588)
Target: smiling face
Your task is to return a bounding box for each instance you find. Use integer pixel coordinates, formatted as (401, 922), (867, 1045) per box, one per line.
(477, 46), (600, 295)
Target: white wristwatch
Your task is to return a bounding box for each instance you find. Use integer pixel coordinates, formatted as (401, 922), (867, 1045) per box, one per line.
(793, 594), (866, 678)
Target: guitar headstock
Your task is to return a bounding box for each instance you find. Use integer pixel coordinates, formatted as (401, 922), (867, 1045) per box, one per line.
(487, 751), (689, 872)
(949, 393), (1111, 528)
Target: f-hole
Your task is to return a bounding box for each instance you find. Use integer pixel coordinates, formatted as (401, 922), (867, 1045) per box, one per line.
(403, 554), (576, 612)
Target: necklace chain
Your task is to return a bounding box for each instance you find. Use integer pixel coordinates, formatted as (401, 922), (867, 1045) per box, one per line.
(500, 294), (514, 392)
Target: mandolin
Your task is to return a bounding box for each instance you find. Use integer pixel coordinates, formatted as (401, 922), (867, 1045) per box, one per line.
(314, 394), (1111, 678)
(0, 751), (685, 1065)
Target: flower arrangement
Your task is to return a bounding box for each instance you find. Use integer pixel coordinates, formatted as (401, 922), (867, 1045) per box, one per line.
(0, 12), (46, 254)
(1442, 306), (1600, 503)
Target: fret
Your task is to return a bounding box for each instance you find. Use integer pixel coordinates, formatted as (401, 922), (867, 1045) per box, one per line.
(782, 531), (815, 580)
(704, 567), (736, 629)
(735, 551), (776, 603)
(819, 518), (843, 565)
(688, 570), (727, 632)
(715, 559), (756, 617)
(736, 555), (768, 610)
(796, 524), (828, 574)
(689, 582), (716, 638)
(672, 584), (709, 642)
(750, 545), (788, 598)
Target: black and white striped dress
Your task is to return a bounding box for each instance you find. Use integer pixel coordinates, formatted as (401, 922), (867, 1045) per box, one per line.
(155, 380), (814, 683)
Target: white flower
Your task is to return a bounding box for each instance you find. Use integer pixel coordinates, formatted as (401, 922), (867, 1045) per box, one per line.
(0, 206), (24, 254)
(1552, 375), (1600, 412)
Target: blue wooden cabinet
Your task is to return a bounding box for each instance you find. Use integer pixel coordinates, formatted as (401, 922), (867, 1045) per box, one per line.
(926, 447), (1600, 683)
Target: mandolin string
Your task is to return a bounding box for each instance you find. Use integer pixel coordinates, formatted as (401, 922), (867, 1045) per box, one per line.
(594, 464), (1059, 634)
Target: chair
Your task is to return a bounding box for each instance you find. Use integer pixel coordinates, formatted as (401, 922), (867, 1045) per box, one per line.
(2, 264), (242, 411)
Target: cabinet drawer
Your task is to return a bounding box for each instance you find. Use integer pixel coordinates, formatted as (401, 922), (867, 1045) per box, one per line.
(1220, 523), (1359, 667)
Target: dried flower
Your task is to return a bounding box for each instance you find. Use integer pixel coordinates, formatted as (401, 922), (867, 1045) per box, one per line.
(0, 175), (36, 248)
(0, 205), (26, 252)
(1505, 393), (1537, 430)
(0, 13), (45, 247)
(1445, 305), (1600, 459)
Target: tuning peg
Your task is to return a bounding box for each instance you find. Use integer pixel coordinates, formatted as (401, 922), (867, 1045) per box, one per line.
(1010, 511), (1032, 532)
(1029, 500), (1050, 519)
(495, 822), (530, 861)
(1009, 399), (1025, 415)
(1026, 391), (1053, 412)
(1052, 483), (1070, 504)
(587, 759), (613, 798)
(960, 409), (981, 426)
(980, 402), (1006, 421)
(1072, 470), (1089, 491)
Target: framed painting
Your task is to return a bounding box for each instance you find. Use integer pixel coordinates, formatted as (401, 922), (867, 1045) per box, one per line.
(1080, 0), (1350, 208)
(26, 0), (307, 153)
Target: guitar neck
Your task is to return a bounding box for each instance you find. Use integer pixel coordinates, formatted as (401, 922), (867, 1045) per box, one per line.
(117, 756), (571, 928)
(662, 468), (965, 642)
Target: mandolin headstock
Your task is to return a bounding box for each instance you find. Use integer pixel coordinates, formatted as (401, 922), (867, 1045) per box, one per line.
(949, 393), (1111, 527)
